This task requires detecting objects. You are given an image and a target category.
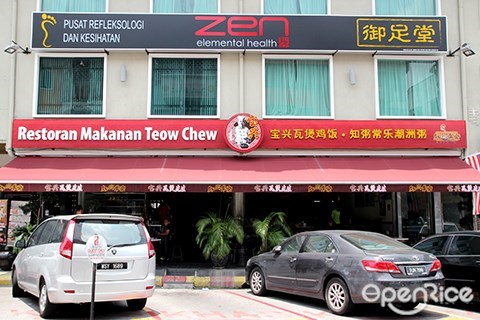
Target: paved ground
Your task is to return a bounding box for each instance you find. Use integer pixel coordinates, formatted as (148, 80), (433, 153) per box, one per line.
(1, 287), (479, 320)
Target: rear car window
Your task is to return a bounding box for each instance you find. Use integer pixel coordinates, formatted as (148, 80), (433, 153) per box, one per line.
(342, 232), (411, 251)
(73, 219), (146, 246)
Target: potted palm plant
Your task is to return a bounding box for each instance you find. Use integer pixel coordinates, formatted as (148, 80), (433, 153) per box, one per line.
(195, 212), (244, 268)
(252, 211), (292, 253)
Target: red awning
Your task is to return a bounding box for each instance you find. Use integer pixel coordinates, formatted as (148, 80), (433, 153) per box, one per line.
(0, 156), (479, 193)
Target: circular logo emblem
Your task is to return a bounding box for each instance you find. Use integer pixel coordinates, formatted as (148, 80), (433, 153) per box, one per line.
(85, 234), (107, 264)
(224, 114), (263, 153)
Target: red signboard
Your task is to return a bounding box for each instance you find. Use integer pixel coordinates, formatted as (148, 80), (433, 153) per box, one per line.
(12, 119), (466, 150)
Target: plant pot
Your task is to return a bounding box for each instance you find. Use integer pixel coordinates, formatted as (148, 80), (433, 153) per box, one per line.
(211, 254), (229, 269)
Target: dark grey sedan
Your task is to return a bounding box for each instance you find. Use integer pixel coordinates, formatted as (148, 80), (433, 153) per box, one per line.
(245, 230), (444, 316)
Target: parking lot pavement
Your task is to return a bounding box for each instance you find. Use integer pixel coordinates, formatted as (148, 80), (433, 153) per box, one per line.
(1, 287), (480, 320)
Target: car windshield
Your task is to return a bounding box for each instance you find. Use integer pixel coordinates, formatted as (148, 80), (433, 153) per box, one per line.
(342, 232), (411, 251)
(73, 219), (146, 247)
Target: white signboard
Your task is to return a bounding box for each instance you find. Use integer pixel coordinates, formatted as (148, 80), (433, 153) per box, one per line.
(85, 235), (107, 264)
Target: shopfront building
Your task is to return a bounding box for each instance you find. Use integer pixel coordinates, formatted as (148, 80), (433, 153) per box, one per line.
(1, 0), (480, 262)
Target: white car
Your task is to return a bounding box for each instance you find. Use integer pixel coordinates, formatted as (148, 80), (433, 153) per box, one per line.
(11, 214), (156, 319)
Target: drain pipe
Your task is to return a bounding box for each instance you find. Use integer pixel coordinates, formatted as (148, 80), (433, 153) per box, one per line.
(239, 0), (245, 113)
(6, 0), (18, 158)
(458, 0), (468, 158)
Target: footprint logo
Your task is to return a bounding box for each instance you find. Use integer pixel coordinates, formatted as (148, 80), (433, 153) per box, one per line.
(41, 13), (57, 48)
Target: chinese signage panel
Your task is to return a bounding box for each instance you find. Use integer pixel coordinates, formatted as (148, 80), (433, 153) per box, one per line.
(13, 119), (466, 150)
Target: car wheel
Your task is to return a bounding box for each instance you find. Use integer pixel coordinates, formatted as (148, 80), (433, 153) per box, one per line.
(127, 298), (147, 311)
(249, 267), (267, 296)
(12, 269), (25, 298)
(325, 277), (353, 316)
(38, 280), (56, 319)
(393, 302), (420, 310)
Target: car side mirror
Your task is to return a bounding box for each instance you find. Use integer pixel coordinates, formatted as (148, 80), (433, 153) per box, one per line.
(15, 239), (26, 249)
(272, 245), (282, 254)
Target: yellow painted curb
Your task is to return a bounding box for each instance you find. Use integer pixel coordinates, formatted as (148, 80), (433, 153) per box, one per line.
(233, 276), (245, 288)
(193, 276), (210, 288)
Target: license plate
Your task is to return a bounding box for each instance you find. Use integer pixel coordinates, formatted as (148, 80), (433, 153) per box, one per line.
(97, 262), (127, 270)
(405, 266), (426, 275)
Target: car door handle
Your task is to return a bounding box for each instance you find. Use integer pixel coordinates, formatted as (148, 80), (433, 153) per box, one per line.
(290, 257), (297, 263)
(476, 260), (480, 265)
(325, 257), (334, 262)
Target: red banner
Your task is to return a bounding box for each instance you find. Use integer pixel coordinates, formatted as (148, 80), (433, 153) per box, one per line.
(12, 119), (466, 150)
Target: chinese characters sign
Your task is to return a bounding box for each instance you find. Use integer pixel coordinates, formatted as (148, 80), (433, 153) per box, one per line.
(13, 119), (466, 150)
(358, 18), (444, 50)
(31, 13), (447, 52)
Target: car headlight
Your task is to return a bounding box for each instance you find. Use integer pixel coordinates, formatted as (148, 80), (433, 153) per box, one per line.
(246, 258), (252, 266)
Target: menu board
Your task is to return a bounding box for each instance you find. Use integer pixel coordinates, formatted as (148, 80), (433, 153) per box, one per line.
(0, 200), (7, 245)
(7, 201), (31, 247)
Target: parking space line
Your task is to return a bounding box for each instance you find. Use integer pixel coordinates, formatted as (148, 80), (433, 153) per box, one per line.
(225, 290), (323, 320)
(144, 307), (163, 320)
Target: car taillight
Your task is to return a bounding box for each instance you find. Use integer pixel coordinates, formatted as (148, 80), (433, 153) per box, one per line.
(142, 223), (156, 259)
(362, 260), (401, 274)
(59, 220), (76, 260)
(429, 259), (442, 272)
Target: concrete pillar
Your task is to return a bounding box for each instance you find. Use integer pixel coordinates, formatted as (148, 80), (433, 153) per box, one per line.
(232, 193), (244, 220)
(433, 192), (443, 234)
(396, 192), (403, 237)
(232, 192), (245, 266)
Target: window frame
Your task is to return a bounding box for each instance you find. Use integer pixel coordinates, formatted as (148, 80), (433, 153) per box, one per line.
(372, 0), (441, 16)
(37, 0), (109, 12)
(262, 54), (334, 119)
(33, 52), (108, 118)
(148, 53), (220, 119)
(150, 0), (220, 13)
(262, 0), (331, 15)
(374, 55), (446, 119)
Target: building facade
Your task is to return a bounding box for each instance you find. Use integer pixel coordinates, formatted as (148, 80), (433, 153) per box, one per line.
(1, 0), (480, 262)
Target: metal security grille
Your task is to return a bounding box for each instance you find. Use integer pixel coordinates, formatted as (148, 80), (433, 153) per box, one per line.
(37, 57), (104, 115)
(151, 58), (217, 116)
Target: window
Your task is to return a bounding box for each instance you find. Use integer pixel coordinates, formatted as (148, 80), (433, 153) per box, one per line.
(74, 220), (146, 246)
(41, 0), (106, 12)
(448, 236), (480, 256)
(343, 232), (411, 251)
(264, 57), (332, 118)
(153, 0), (218, 13)
(50, 220), (68, 243)
(376, 58), (442, 118)
(36, 221), (57, 245)
(264, 0), (327, 14)
(414, 236), (448, 255)
(37, 57), (105, 116)
(150, 57), (218, 117)
(375, 0), (437, 15)
(281, 235), (306, 253)
(303, 235), (336, 253)
(27, 224), (47, 247)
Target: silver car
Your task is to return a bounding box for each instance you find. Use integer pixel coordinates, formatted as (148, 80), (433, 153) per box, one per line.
(11, 214), (156, 318)
(245, 230), (444, 316)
